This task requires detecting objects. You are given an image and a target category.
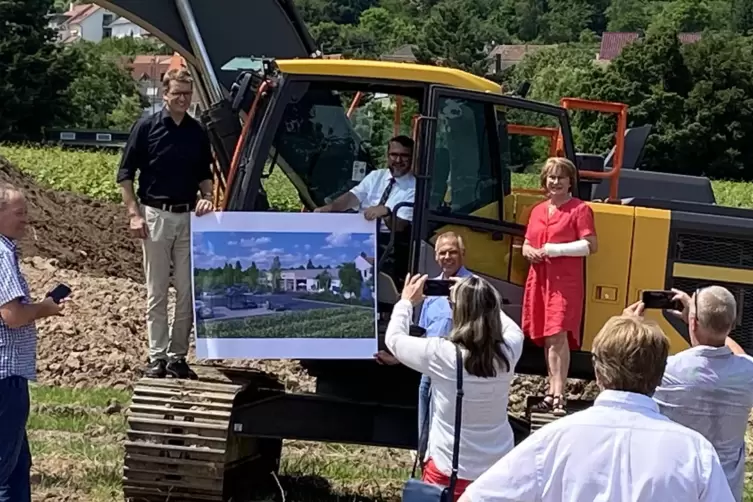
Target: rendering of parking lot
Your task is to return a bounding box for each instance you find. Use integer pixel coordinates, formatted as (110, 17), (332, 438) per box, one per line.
(192, 229), (377, 343)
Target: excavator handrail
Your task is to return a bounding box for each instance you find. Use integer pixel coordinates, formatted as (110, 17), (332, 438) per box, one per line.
(503, 98), (628, 202)
(220, 80), (271, 211)
(558, 98), (627, 202)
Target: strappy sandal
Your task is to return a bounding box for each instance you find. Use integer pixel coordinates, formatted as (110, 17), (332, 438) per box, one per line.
(531, 394), (554, 413)
(552, 394), (567, 416)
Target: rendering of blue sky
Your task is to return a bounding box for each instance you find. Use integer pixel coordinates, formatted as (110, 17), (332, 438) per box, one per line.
(193, 231), (376, 270)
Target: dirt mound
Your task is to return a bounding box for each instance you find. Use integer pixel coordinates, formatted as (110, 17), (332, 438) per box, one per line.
(0, 156), (142, 282)
(23, 257), (597, 412)
(23, 257), (316, 392)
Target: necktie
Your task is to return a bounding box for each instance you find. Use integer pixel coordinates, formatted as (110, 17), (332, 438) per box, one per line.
(379, 177), (396, 206)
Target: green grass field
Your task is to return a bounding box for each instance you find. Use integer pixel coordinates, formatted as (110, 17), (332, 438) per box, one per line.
(4, 143), (753, 500)
(198, 306), (374, 339)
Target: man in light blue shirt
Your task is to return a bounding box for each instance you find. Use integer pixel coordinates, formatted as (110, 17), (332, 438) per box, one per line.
(416, 231), (472, 462)
(0, 183), (66, 502)
(648, 286), (753, 502)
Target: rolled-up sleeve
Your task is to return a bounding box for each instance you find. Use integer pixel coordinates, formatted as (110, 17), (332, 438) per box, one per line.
(0, 251), (26, 308)
(349, 170), (377, 205)
(116, 118), (147, 183)
(386, 185), (415, 221)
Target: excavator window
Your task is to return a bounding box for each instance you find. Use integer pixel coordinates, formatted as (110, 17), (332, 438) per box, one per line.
(263, 80), (421, 210)
(429, 97), (500, 219)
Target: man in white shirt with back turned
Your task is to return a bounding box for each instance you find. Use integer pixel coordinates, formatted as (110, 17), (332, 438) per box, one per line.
(459, 312), (734, 502)
(651, 286), (753, 502)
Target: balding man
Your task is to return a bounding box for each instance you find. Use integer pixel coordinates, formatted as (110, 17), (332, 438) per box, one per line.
(459, 313), (734, 502)
(0, 182), (66, 501)
(649, 286), (753, 502)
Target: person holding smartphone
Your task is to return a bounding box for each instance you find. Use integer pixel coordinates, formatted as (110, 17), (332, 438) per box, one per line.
(385, 273), (525, 500)
(0, 182), (68, 502)
(625, 287), (753, 502)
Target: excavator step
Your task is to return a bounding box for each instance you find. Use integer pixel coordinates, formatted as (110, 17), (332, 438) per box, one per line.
(525, 396), (594, 434)
(123, 377), (241, 502)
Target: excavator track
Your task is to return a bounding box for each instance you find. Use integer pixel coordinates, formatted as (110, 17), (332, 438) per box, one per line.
(123, 376), (240, 502)
(526, 396), (594, 434)
(122, 365), (285, 502)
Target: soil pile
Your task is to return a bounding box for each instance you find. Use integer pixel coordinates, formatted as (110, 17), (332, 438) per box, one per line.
(0, 156), (142, 282)
(23, 256), (597, 412)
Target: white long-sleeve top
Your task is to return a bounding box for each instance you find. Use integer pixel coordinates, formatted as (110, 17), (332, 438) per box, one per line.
(384, 299), (525, 480)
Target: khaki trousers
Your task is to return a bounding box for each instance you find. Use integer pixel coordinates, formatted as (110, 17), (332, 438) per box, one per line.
(142, 205), (193, 362)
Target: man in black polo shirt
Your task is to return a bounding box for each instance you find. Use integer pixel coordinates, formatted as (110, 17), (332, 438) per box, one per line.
(116, 68), (214, 379)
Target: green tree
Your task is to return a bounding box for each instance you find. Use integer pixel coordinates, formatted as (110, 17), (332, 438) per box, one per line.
(415, 0), (490, 75)
(0, 0), (82, 140)
(338, 262), (363, 296)
(605, 0), (652, 31)
(107, 95), (144, 131)
(730, 0), (753, 33)
(63, 40), (148, 129)
(316, 270), (332, 291)
(246, 262), (260, 289)
(270, 256), (282, 291)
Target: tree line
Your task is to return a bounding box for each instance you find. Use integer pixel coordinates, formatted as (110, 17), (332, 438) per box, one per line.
(3, 0), (753, 179)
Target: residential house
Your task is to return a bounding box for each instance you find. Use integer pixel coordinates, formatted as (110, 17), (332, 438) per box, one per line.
(109, 16), (148, 38)
(49, 3), (115, 43)
(596, 32), (702, 63)
(380, 44), (419, 63)
(486, 44), (557, 75)
(379, 43), (555, 76)
(354, 252), (374, 283)
(121, 53), (202, 118)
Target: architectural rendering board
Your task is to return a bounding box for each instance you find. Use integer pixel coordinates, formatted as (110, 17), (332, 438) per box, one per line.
(190, 212), (378, 359)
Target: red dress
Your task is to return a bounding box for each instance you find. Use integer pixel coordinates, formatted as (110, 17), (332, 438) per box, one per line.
(522, 198), (596, 350)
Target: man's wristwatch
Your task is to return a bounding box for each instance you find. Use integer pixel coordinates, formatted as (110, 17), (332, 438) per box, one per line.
(201, 192), (212, 201)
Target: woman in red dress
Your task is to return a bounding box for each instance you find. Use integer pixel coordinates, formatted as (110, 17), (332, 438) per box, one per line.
(522, 157), (597, 416)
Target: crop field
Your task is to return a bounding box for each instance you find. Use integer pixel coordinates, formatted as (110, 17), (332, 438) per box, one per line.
(199, 306), (374, 339)
(6, 143), (753, 209)
(3, 142), (753, 502)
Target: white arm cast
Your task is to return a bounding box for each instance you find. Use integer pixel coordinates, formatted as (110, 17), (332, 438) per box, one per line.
(544, 239), (591, 257)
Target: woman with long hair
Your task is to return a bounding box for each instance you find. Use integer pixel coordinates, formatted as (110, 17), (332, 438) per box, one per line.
(385, 273), (525, 500)
(522, 157), (598, 416)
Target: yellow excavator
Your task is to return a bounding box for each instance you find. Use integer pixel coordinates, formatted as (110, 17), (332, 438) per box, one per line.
(93, 1), (753, 500)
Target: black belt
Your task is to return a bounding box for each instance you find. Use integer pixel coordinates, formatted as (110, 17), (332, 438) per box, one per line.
(141, 200), (195, 213)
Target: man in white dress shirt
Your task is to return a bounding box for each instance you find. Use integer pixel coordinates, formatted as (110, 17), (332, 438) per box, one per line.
(650, 286), (753, 502)
(459, 312), (735, 502)
(314, 135), (416, 234)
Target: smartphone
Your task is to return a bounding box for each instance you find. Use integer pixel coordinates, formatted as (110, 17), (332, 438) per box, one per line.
(46, 283), (71, 304)
(423, 279), (454, 297)
(641, 290), (682, 310)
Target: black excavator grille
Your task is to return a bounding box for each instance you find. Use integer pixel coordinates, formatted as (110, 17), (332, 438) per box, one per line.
(672, 278), (753, 354)
(676, 233), (753, 269)
(673, 233), (753, 353)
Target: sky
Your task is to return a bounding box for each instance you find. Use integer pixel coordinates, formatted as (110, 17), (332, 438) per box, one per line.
(192, 231), (377, 270)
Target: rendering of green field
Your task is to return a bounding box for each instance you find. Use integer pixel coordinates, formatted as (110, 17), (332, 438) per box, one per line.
(197, 306), (375, 339)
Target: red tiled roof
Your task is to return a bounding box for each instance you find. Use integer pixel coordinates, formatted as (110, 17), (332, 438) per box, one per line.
(125, 55), (172, 80)
(64, 3), (100, 26)
(599, 32), (702, 60)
